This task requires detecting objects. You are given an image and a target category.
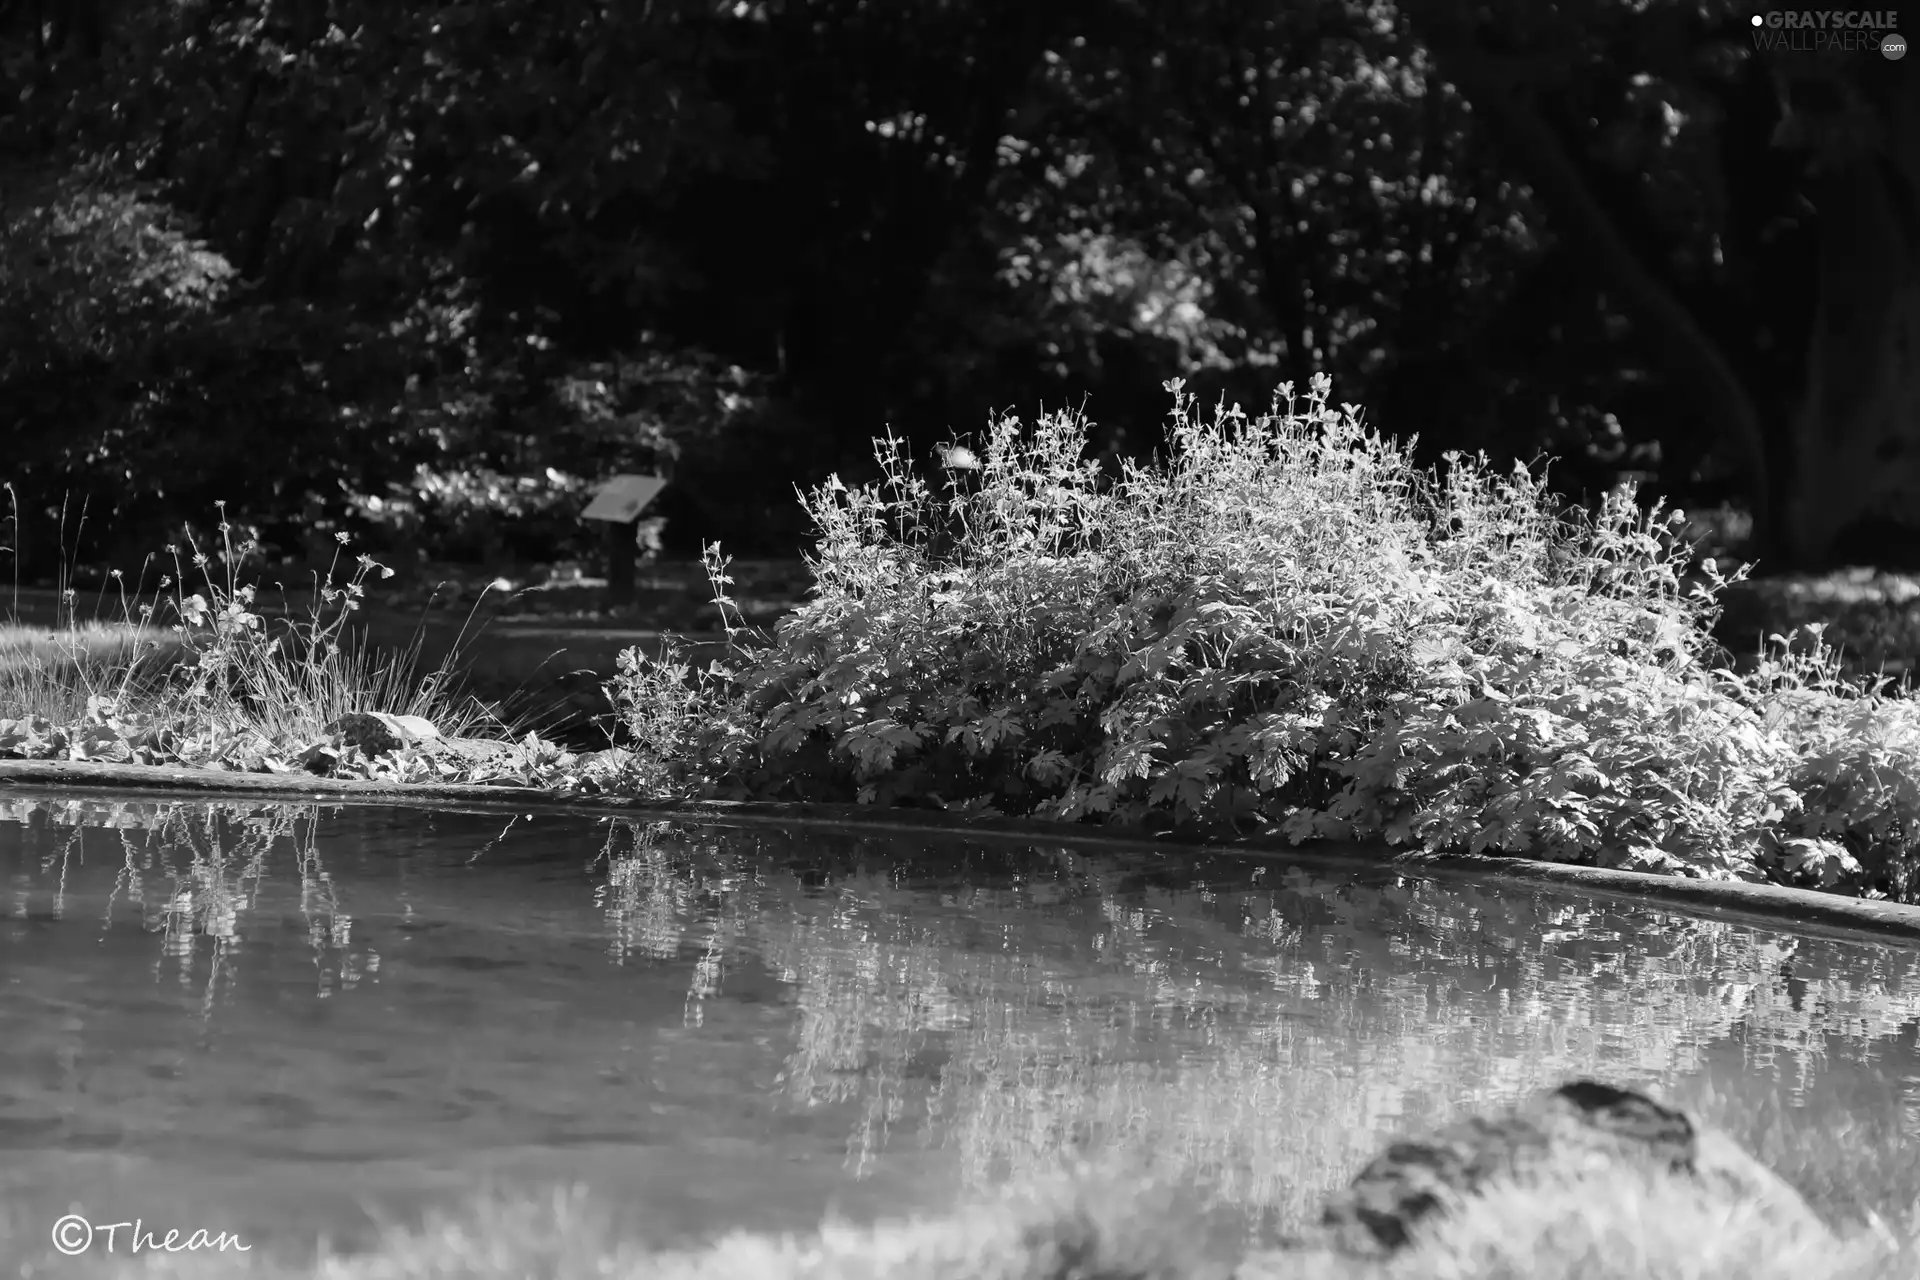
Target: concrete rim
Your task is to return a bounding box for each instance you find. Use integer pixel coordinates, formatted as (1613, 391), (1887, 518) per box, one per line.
(2, 757), (1917, 944)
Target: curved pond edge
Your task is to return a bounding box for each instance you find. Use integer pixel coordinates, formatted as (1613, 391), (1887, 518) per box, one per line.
(3, 757), (1918, 945)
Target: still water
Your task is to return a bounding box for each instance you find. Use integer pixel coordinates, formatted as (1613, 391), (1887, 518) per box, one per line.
(2, 792), (1919, 1262)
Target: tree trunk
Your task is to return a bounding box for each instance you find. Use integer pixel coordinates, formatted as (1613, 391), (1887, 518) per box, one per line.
(1782, 73), (1920, 568)
(1408, 28), (1777, 555)
(195, 73), (263, 227)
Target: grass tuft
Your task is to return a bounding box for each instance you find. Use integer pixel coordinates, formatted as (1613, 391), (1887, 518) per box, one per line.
(0, 503), (517, 776)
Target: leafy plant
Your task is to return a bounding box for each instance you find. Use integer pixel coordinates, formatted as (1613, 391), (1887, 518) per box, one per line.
(609, 378), (1920, 899)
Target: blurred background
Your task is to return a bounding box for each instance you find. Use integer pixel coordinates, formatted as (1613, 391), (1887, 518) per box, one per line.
(1, 1), (1912, 611)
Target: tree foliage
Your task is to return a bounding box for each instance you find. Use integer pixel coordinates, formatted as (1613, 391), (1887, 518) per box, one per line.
(1, 0), (1908, 575)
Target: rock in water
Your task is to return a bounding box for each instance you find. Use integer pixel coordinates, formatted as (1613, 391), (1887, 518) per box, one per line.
(1315, 1080), (1827, 1256)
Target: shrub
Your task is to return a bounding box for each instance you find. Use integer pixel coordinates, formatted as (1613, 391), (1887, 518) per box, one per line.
(610, 378), (1920, 898)
(1742, 636), (1920, 896)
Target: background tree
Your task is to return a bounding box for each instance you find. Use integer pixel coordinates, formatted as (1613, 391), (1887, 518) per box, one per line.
(1402, 0), (1913, 566)
(1, 0), (1902, 578)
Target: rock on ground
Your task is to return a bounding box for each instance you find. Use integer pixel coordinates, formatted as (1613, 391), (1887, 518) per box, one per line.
(1310, 1080), (1829, 1257)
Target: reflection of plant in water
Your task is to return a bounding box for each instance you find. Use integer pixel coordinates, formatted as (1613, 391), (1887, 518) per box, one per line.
(764, 896), (968, 1175)
(593, 821), (713, 967)
(590, 820), (1920, 1235)
(593, 821), (765, 1029)
(0, 796), (368, 1002)
(15, 803), (1901, 1242)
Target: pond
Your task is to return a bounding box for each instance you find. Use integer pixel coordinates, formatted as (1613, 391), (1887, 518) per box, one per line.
(3, 791), (1919, 1264)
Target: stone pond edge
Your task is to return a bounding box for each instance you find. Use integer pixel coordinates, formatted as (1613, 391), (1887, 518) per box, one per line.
(2, 757), (1918, 943)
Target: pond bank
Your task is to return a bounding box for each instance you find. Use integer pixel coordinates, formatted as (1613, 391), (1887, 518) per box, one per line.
(5, 756), (1917, 944)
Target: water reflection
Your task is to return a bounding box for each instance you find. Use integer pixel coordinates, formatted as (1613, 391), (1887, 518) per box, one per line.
(4, 799), (367, 1012)
(2, 794), (1918, 1253)
(589, 820), (1920, 1226)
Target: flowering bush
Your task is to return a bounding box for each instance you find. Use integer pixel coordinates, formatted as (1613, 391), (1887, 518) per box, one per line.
(610, 378), (1920, 899)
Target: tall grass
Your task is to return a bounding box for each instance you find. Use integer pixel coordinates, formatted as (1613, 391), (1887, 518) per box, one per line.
(611, 377), (1920, 899)
(0, 501), (501, 764)
(0, 619), (185, 723)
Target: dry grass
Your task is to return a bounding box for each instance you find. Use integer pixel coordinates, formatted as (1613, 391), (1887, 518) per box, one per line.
(0, 508), (518, 770)
(0, 618), (186, 722)
(10, 1161), (1912, 1280)
(0, 614), (494, 749)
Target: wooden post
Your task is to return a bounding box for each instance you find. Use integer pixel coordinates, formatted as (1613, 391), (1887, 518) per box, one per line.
(581, 474), (668, 617)
(605, 517), (637, 613)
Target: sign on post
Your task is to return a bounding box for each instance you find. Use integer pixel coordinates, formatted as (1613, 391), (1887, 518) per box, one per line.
(582, 474), (668, 612)
(581, 474), (668, 524)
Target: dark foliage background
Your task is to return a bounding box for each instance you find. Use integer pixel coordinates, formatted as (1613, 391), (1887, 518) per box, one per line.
(2, 0), (1912, 579)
